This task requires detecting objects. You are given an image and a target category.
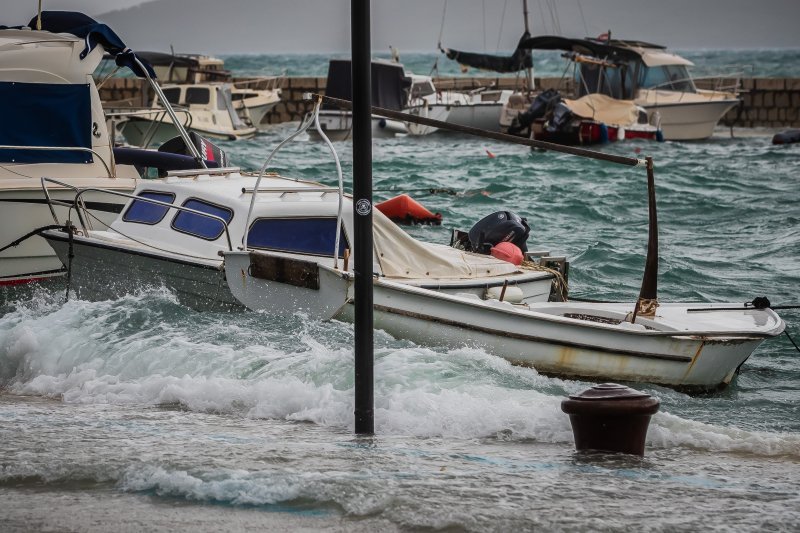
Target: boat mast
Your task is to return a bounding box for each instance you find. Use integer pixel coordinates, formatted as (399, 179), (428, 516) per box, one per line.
(522, 0), (533, 91)
(352, 0), (375, 435)
(631, 156), (659, 323)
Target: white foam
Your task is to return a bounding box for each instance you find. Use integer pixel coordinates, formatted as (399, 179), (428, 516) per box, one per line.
(1, 292), (798, 455)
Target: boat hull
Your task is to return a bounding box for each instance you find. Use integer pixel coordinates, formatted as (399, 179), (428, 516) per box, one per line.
(44, 231), (239, 309)
(340, 282), (779, 390)
(307, 111), (406, 141)
(120, 116), (255, 147)
(637, 92), (740, 140)
(0, 188), (130, 285)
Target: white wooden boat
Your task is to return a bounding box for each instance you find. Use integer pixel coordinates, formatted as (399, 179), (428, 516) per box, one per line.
(223, 252), (784, 390)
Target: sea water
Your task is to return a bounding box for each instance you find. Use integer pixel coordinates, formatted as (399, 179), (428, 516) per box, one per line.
(1, 52), (799, 531)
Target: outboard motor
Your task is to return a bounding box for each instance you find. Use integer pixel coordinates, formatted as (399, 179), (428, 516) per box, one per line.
(159, 131), (229, 168)
(545, 102), (574, 134)
(467, 211), (530, 254)
(519, 89), (561, 129)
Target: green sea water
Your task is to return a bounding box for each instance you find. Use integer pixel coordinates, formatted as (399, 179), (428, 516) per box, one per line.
(1, 52), (799, 531)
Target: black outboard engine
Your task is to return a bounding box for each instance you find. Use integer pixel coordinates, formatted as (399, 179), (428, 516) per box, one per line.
(519, 89), (561, 129)
(159, 131), (229, 168)
(545, 102), (574, 134)
(467, 211), (530, 254)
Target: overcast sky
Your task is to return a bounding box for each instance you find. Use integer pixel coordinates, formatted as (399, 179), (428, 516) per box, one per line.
(4, 0), (799, 52)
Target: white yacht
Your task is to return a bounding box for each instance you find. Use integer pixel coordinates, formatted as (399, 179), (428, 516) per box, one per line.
(516, 36), (740, 141)
(0, 12), (223, 285)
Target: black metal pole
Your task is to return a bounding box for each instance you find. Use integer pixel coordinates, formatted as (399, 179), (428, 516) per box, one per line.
(311, 94), (644, 168)
(352, 0), (374, 435)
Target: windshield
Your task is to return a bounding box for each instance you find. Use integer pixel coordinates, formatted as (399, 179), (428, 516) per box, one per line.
(639, 65), (696, 92)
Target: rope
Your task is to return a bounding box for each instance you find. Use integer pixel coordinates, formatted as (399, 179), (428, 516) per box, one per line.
(65, 224), (74, 303)
(0, 225), (65, 254)
(521, 259), (567, 302)
(785, 329), (800, 354)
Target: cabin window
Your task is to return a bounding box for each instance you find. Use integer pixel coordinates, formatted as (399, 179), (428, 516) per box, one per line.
(162, 87), (181, 105)
(171, 199), (233, 240)
(640, 65), (695, 92)
(185, 87), (211, 105)
(122, 191), (175, 225)
(247, 218), (348, 257)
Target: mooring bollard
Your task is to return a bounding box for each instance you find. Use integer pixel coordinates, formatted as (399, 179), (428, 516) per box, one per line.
(561, 383), (660, 456)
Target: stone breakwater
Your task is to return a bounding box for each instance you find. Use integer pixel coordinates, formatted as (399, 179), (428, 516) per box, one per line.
(99, 77), (800, 129)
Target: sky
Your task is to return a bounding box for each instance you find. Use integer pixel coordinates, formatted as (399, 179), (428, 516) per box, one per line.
(4, 0), (799, 53)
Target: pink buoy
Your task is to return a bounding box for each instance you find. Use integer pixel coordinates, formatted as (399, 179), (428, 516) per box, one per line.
(490, 242), (523, 265)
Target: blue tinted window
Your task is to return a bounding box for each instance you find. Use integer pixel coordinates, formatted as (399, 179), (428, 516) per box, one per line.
(122, 191), (175, 224)
(248, 218), (347, 257)
(171, 199), (233, 240)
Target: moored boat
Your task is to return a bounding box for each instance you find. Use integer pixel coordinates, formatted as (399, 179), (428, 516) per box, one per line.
(0, 11), (211, 285)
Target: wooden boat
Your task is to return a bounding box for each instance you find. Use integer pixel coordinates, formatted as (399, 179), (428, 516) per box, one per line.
(224, 252), (784, 390)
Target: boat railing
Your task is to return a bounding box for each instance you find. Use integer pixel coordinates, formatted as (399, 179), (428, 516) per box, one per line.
(40, 177), (235, 252)
(243, 96), (345, 270)
(0, 145), (114, 179)
(105, 105), (194, 149)
(693, 68), (751, 94)
(232, 75), (286, 91)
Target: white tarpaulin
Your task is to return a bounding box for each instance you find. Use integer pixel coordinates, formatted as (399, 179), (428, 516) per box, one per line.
(562, 93), (639, 126)
(372, 210), (520, 280)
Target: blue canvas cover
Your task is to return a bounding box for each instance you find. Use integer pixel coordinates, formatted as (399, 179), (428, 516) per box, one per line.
(0, 81), (93, 164)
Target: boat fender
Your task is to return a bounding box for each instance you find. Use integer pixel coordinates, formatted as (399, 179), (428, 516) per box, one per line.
(378, 118), (387, 129)
(617, 127), (625, 141)
(490, 241), (523, 266)
(772, 129), (800, 145)
(599, 123), (609, 143)
(656, 129), (665, 142)
(485, 285), (524, 303)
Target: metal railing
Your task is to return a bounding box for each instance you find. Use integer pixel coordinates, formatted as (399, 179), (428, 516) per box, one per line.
(0, 145), (114, 178)
(40, 177), (234, 252)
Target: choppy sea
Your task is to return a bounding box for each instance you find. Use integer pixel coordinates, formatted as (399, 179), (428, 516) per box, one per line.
(2, 51), (799, 531)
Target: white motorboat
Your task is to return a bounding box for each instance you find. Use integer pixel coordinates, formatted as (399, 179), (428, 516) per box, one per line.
(406, 76), (514, 135)
(40, 108), (560, 307)
(118, 82), (257, 146)
(40, 167), (559, 308)
(515, 36), (740, 141)
(134, 51), (282, 130)
(311, 59), (512, 139)
(310, 59), (413, 140)
(0, 12), (212, 285)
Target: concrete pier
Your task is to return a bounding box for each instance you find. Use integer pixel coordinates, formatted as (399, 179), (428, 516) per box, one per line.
(99, 76), (800, 129)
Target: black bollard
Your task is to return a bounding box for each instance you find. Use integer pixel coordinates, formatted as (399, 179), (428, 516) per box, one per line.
(561, 383), (660, 456)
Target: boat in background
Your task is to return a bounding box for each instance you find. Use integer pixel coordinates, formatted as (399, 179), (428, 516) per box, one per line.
(135, 51), (283, 130)
(118, 82), (258, 146)
(505, 35), (740, 141)
(0, 11), (206, 285)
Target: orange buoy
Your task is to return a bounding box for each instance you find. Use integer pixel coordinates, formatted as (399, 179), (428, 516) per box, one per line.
(486, 149), (496, 158)
(375, 194), (443, 225)
(490, 242), (523, 265)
